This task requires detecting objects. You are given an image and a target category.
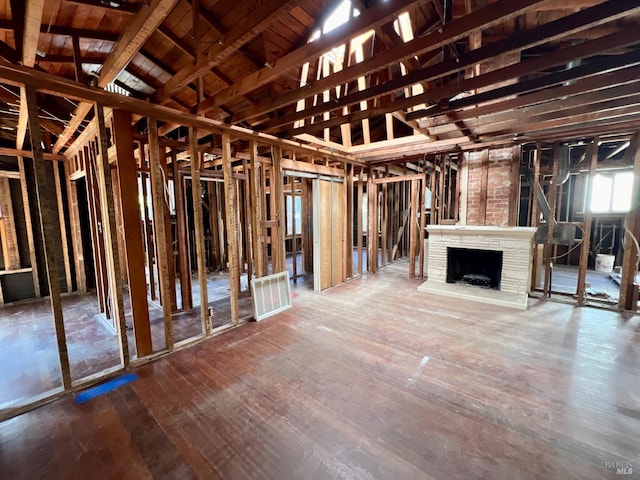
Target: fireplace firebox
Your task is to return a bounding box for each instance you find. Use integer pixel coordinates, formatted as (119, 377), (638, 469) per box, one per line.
(446, 247), (503, 290)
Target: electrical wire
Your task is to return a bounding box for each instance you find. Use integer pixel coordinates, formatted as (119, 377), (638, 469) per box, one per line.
(622, 203), (640, 274)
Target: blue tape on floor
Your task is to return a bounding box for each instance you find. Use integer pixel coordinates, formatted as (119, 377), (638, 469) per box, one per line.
(75, 373), (138, 404)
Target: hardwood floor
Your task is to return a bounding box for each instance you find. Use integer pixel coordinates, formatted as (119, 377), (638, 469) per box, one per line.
(0, 275), (254, 409)
(1, 261), (638, 479)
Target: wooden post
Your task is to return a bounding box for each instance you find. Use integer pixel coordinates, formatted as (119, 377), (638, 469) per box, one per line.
(345, 163), (353, 278)
(357, 170), (363, 275)
(419, 176), (427, 278)
(243, 158), (254, 286)
(95, 104), (130, 365)
(17, 156), (40, 297)
(25, 85), (71, 388)
(159, 147), (177, 312)
(172, 148), (193, 310)
(544, 144), (561, 298)
(140, 168), (156, 300)
(148, 118), (173, 350)
(370, 172), (378, 272)
(52, 162), (73, 293)
(618, 133), (640, 311)
(189, 127), (209, 335)
(479, 150), (489, 225)
(509, 145), (521, 226)
(85, 146), (107, 313)
(367, 169), (374, 273)
(65, 159), (86, 293)
(208, 180), (221, 270)
(302, 177), (313, 274)
(112, 109), (152, 357)
(222, 134), (240, 323)
(530, 145), (541, 290)
(429, 163), (437, 225)
(249, 141), (264, 278)
(290, 178), (298, 281)
(271, 146), (286, 273)
(0, 177), (20, 270)
(409, 179), (418, 277)
(381, 178), (388, 267)
(577, 138), (599, 305)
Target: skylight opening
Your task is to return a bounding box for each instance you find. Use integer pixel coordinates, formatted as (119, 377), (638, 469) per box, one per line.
(308, 0), (360, 43)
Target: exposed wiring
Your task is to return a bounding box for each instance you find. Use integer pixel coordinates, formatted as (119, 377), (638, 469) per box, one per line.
(622, 204), (640, 273)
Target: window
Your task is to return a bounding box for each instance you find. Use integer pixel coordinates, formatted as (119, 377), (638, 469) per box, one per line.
(590, 171), (633, 213)
(286, 195), (302, 235)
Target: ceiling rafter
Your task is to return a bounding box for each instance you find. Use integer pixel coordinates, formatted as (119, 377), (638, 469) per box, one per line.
(194, 0), (426, 115)
(157, 0), (297, 100)
(264, 0), (640, 132)
(52, 0), (180, 154)
(281, 25), (640, 138)
(230, 0), (548, 125)
(16, 0), (45, 150)
(422, 65), (640, 129)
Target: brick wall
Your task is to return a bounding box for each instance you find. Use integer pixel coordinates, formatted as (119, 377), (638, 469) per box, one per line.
(463, 147), (516, 227)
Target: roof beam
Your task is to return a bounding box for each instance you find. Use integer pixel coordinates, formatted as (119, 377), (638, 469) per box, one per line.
(52, 0), (179, 153)
(283, 28), (640, 137)
(194, 0), (428, 115)
(66, 0), (140, 13)
(157, 0), (296, 99)
(428, 80), (640, 135)
(16, 0), (45, 150)
(231, 0), (548, 124)
(0, 58), (358, 164)
(421, 65), (640, 127)
(265, 0), (640, 131)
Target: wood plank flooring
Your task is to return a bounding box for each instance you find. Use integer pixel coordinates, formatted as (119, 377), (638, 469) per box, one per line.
(1, 261), (639, 479)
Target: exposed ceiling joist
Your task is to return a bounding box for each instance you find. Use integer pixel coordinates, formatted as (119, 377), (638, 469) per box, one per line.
(157, 0), (297, 99)
(231, 0), (548, 124)
(283, 28), (640, 137)
(194, 0), (427, 115)
(265, 0), (640, 132)
(52, 0), (179, 154)
(16, 0), (45, 150)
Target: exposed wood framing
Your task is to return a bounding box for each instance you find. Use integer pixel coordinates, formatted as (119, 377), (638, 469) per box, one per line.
(618, 133), (640, 311)
(409, 179), (418, 277)
(112, 109), (152, 357)
(64, 159), (85, 293)
(577, 138), (599, 305)
(16, 0), (45, 150)
(189, 127), (209, 335)
(52, 0), (180, 154)
(24, 85), (71, 388)
(172, 148), (193, 311)
(52, 162), (73, 292)
(148, 117), (174, 349)
(271, 146), (287, 273)
(222, 133), (240, 323)
(509, 146), (521, 226)
(0, 177), (20, 270)
(249, 141), (265, 278)
(95, 104), (130, 365)
(479, 150), (488, 225)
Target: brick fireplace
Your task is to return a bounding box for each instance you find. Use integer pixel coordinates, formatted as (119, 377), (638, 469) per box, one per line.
(417, 226), (537, 310)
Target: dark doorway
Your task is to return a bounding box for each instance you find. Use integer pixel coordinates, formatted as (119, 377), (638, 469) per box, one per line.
(447, 247), (503, 289)
(76, 178), (96, 290)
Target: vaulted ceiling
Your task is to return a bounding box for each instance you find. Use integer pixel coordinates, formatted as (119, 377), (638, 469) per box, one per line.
(0, 0), (639, 160)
